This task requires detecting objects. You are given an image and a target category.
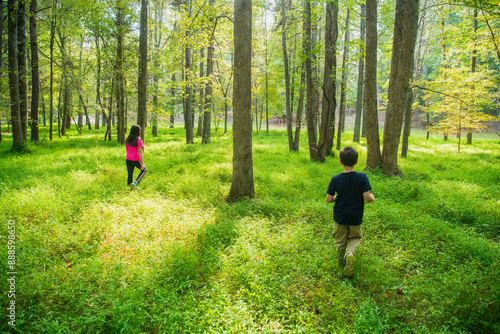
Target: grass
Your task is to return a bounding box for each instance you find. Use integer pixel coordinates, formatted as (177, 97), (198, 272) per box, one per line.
(0, 124), (499, 333)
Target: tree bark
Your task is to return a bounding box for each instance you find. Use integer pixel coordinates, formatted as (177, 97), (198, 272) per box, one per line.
(229, 0), (254, 200)
(304, 0), (320, 161)
(468, 8), (478, 145)
(364, 0), (381, 169)
(137, 0), (148, 141)
(381, 0), (419, 175)
(336, 8), (350, 151)
(49, 2), (56, 140)
(0, 0), (3, 142)
(318, 0), (338, 159)
(293, 66), (305, 151)
(353, 3), (365, 143)
(8, 0), (24, 149)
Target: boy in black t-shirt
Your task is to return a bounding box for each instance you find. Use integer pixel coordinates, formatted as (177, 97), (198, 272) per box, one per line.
(326, 146), (375, 277)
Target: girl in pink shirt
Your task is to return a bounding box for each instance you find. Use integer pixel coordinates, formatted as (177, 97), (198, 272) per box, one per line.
(126, 125), (147, 188)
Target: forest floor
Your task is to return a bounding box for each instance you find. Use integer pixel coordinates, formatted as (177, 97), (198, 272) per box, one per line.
(0, 125), (499, 333)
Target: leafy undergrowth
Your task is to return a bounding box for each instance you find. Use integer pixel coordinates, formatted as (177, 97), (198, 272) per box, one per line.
(0, 126), (499, 333)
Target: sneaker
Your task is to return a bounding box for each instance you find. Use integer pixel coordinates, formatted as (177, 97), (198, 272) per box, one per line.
(133, 181), (138, 188)
(343, 253), (355, 277)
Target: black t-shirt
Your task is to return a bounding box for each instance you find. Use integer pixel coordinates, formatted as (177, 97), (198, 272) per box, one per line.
(327, 171), (372, 225)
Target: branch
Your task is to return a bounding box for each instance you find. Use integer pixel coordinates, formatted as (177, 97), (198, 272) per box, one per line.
(480, 7), (500, 63)
(412, 85), (472, 107)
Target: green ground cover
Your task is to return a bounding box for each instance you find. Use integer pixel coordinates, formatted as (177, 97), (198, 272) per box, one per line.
(0, 125), (499, 333)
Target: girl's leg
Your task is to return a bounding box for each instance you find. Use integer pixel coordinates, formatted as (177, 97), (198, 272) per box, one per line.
(126, 160), (136, 185)
(135, 166), (147, 185)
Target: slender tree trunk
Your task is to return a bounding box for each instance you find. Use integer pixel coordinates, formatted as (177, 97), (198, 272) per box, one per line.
(364, 0), (381, 169)
(304, 0), (319, 161)
(336, 8), (350, 150)
(381, 0), (419, 175)
(293, 66), (305, 151)
(353, 3), (365, 143)
(281, 0), (293, 150)
(264, 4), (269, 134)
(0, 0), (3, 142)
(197, 48), (204, 136)
(137, 0), (148, 141)
(203, 0), (215, 144)
(318, 0), (338, 159)
(116, 1), (125, 143)
(170, 73), (175, 127)
(8, 0), (24, 149)
(18, 0), (28, 141)
(468, 8), (478, 145)
(30, 0), (40, 142)
(229, 0), (254, 200)
(95, 32), (101, 130)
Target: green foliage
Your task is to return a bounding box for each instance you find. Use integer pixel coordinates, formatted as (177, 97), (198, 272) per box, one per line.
(0, 125), (499, 333)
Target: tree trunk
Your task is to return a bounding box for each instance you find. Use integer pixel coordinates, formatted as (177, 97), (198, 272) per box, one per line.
(18, 0), (28, 141)
(170, 73), (175, 128)
(229, 0), (254, 201)
(304, 0), (320, 161)
(137, 0), (148, 141)
(293, 66), (305, 151)
(318, 0), (338, 159)
(202, 0), (215, 144)
(264, 4), (269, 134)
(116, 1), (126, 144)
(336, 8), (350, 151)
(353, 3), (365, 143)
(0, 0), (3, 142)
(468, 8), (478, 145)
(8, 0), (24, 149)
(30, 0), (39, 141)
(281, 0), (293, 150)
(381, 0), (419, 175)
(184, 21), (193, 144)
(197, 48), (204, 137)
(49, 2), (56, 140)
(364, 0), (381, 169)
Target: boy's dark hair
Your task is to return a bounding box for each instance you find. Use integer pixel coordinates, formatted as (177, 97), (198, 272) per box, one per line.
(126, 124), (141, 147)
(339, 146), (358, 167)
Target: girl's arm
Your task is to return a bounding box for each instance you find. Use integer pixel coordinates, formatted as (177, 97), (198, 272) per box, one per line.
(138, 147), (145, 170)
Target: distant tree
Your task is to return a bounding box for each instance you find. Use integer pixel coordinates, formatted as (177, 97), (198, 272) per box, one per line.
(229, 0), (254, 200)
(202, 0), (215, 144)
(364, 0), (381, 169)
(137, 0), (148, 141)
(381, 0), (419, 175)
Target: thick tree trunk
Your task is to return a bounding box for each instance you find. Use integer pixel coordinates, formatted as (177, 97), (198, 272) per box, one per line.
(381, 0), (419, 175)
(8, 0), (24, 149)
(137, 0), (148, 141)
(336, 8), (350, 151)
(229, 0), (254, 200)
(304, 0), (320, 161)
(18, 0), (28, 141)
(364, 0), (381, 169)
(30, 0), (39, 141)
(281, 0), (293, 151)
(318, 0), (338, 159)
(353, 3), (365, 143)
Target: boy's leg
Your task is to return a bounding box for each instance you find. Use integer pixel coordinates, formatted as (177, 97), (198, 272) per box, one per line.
(345, 225), (362, 256)
(135, 165), (147, 185)
(333, 222), (348, 266)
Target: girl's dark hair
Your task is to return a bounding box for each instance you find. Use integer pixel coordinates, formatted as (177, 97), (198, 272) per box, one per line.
(126, 125), (141, 147)
(339, 146), (358, 167)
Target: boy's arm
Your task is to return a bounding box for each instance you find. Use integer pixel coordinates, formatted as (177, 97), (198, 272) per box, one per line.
(326, 194), (338, 203)
(363, 191), (375, 203)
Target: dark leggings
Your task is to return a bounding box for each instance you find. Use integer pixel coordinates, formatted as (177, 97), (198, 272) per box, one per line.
(126, 159), (147, 185)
